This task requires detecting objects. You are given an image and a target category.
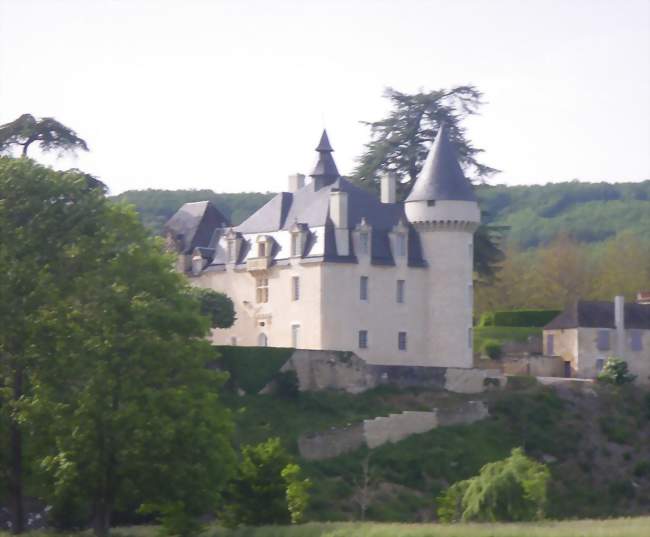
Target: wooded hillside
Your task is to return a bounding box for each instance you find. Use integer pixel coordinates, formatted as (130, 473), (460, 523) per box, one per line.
(113, 181), (650, 249)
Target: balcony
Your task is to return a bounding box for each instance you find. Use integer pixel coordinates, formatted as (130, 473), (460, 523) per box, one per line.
(246, 256), (271, 272)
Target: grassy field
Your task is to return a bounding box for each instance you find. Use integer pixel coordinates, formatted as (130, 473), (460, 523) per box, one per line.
(207, 518), (650, 537)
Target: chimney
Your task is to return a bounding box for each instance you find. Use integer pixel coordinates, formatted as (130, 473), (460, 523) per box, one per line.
(329, 189), (349, 255)
(288, 173), (305, 193)
(614, 295), (625, 357)
(381, 173), (397, 204)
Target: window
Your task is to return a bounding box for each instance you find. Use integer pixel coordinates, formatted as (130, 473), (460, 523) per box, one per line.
(597, 330), (610, 351)
(256, 277), (269, 303)
(258, 241), (267, 257)
(292, 276), (300, 301)
(360, 276), (368, 301)
(227, 240), (234, 262)
(546, 334), (554, 355)
(396, 234), (406, 257)
(291, 233), (300, 257)
(596, 358), (605, 372)
(359, 232), (369, 254)
(258, 333), (268, 347)
(291, 324), (300, 348)
(358, 330), (368, 349)
(630, 331), (643, 352)
(396, 280), (405, 303)
(398, 331), (407, 351)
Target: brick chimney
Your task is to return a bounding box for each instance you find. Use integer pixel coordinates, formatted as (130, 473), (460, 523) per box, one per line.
(288, 173), (305, 193)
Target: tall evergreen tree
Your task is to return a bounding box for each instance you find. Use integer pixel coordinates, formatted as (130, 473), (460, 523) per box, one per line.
(0, 114), (88, 158)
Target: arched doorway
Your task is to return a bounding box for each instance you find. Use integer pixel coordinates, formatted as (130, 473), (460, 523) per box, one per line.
(258, 333), (268, 347)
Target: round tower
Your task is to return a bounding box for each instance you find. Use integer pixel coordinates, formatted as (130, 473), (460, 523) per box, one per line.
(404, 124), (480, 368)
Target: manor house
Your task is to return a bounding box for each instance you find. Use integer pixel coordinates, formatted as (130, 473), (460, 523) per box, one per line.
(166, 125), (480, 368)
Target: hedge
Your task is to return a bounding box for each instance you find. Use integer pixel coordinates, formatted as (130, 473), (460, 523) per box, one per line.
(216, 345), (294, 394)
(479, 309), (561, 328)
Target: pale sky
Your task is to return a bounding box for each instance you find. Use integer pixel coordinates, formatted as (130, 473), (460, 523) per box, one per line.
(1, 0), (649, 195)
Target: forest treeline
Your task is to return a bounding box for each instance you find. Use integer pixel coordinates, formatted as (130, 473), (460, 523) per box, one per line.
(113, 180), (650, 313)
(113, 180), (650, 249)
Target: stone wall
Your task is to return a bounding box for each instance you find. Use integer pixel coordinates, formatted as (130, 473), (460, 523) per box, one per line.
(476, 355), (565, 377)
(298, 400), (489, 459)
(279, 349), (504, 395)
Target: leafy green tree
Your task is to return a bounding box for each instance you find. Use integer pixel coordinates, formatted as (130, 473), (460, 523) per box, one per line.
(0, 114), (88, 157)
(437, 447), (550, 522)
(1, 157), (235, 535)
(221, 438), (311, 527)
(597, 358), (636, 385)
(353, 87), (503, 280)
(191, 287), (236, 329)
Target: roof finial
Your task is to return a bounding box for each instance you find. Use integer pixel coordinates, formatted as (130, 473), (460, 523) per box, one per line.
(316, 129), (334, 152)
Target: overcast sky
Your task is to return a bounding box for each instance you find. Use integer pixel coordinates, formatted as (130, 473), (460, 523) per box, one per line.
(1, 0), (649, 195)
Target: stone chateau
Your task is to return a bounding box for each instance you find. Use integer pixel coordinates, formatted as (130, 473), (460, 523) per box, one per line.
(166, 125), (480, 368)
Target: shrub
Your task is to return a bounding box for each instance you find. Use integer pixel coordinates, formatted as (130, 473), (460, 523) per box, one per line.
(275, 370), (300, 399)
(217, 346), (293, 393)
(482, 339), (503, 360)
(436, 447), (550, 522)
(479, 310), (561, 328)
(597, 358), (636, 385)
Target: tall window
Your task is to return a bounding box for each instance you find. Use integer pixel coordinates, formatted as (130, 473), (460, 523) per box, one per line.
(597, 330), (610, 351)
(398, 331), (407, 351)
(292, 276), (300, 301)
(291, 233), (300, 257)
(396, 233), (406, 257)
(359, 232), (369, 254)
(596, 358), (605, 372)
(256, 277), (269, 303)
(358, 330), (368, 349)
(396, 280), (405, 303)
(360, 276), (368, 301)
(258, 333), (268, 347)
(227, 240), (234, 263)
(291, 324), (300, 348)
(546, 334), (554, 355)
(258, 241), (266, 257)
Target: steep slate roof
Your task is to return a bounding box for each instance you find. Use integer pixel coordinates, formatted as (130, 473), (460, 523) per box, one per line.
(164, 201), (229, 254)
(545, 300), (650, 330)
(406, 123), (477, 203)
(309, 129), (340, 187)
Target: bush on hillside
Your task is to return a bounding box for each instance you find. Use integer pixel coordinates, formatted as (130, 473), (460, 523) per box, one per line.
(437, 447), (550, 522)
(482, 339), (503, 360)
(479, 309), (561, 328)
(217, 346), (294, 394)
(597, 358), (636, 386)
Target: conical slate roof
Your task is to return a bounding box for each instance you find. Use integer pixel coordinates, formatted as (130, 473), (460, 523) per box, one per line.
(310, 129), (339, 186)
(406, 124), (477, 203)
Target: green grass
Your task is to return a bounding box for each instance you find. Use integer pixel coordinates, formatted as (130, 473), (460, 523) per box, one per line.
(474, 326), (542, 351)
(205, 517), (650, 537)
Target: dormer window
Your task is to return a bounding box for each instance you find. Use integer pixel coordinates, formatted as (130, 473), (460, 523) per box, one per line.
(258, 241), (267, 257)
(227, 240), (235, 262)
(396, 233), (406, 257)
(225, 228), (241, 265)
(289, 222), (308, 258)
(359, 232), (369, 254)
(291, 234), (299, 256)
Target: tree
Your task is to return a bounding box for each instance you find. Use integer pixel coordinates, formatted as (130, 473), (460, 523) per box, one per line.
(0, 114), (88, 158)
(1, 157), (235, 535)
(353, 87), (503, 280)
(221, 438), (311, 527)
(437, 447), (550, 522)
(191, 287), (236, 329)
(597, 358), (636, 385)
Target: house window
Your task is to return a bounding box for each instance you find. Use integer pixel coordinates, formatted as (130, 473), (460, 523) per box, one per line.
(629, 331), (643, 352)
(258, 241), (267, 257)
(359, 232), (369, 254)
(291, 324), (300, 348)
(256, 277), (269, 303)
(292, 276), (300, 301)
(396, 280), (405, 303)
(358, 330), (368, 349)
(597, 330), (610, 351)
(396, 234), (406, 257)
(546, 334), (554, 355)
(596, 358), (605, 372)
(291, 233), (300, 257)
(398, 331), (407, 351)
(360, 276), (368, 301)
(258, 333), (268, 347)
(227, 240), (234, 263)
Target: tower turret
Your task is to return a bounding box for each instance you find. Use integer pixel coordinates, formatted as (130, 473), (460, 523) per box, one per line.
(309, 129), (340, 189)
(405, 124), (480, 368)
(404, 124), (480, 228)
